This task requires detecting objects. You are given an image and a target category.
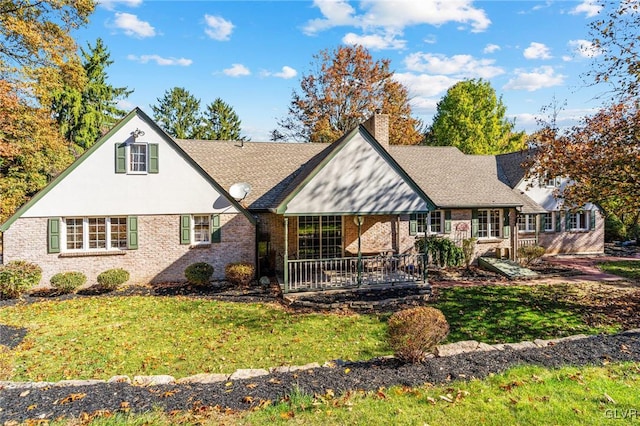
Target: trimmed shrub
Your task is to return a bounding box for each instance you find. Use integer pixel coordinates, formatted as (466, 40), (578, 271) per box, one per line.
(0, 261), (42, 299)
(225, 262), (255, 287)
(96, 268), (130, 291)
(50, 271), (87, 294)
(387, 306), (449, 363)
(518, 245), (546, 266)
(415, 236), (464, 267)
(184, 262), (214, 287)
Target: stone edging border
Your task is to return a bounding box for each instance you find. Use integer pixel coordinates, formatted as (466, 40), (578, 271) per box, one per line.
(2, 329), (639, 390)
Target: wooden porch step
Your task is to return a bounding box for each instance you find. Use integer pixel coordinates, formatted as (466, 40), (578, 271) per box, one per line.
(478, 257), (539, 280)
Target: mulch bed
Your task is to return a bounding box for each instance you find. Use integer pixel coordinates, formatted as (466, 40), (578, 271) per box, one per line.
(1, 332), (639, 423)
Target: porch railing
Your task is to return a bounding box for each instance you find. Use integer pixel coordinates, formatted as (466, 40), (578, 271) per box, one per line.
(285, 253), (427, 292)
(518, 237), (538, 248)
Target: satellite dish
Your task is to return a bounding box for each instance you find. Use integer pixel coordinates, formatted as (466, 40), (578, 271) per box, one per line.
(229, 182), (251, 201)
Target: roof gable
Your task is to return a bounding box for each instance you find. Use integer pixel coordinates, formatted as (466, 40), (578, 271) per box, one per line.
(1, 108), (254, 231)
(276, 126), (435, 215)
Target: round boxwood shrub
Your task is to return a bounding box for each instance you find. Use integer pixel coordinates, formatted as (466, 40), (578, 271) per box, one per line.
(50, 271), (87, 294)
(0, 260), (42, 299)
(387, 306), (449, 363)
(225, 262), (255, 287)
(96, 268), (130, 291)
(184, 262), (214, 287)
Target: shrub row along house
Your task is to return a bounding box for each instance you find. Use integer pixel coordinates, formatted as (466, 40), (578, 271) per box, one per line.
(0, 108), (603, 292)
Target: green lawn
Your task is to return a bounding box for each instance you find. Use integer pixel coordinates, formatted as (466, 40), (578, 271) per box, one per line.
(0, 283), (624, 382)
(599, 260), (640, 280)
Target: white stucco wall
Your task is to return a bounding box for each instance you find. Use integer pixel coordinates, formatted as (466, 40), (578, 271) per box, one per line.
(284, 131), (429, 214)
(22, 113), (238, 217)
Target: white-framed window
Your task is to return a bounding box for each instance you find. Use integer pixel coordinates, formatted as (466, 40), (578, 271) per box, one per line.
(64, 217), (128, 251)
(193, 215), (211, 244)
(542, 212), (554, 232)
(411, 211), (445, 235)
(129, 143), (148, 173)
(543, 176), (562, 188)
(478, 209), (501, 238)
(568, 211), (590, 231)
(517, 214), (536, 233)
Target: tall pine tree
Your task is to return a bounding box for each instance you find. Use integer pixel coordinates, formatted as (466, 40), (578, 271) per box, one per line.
(202, 98), (246, 140)
(50, 38), (132, 151)
(151, 87), (203, 139)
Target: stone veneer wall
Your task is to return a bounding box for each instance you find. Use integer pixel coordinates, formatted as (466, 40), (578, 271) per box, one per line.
(2, 214), (255, 287)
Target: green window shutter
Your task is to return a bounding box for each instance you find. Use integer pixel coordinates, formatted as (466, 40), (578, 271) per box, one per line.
(590, 210), (596, 230)
(115, 143), (126, 173)
(409, 214), (417, 236)
(127, 216), (138, 249)
(555, 211), (562, 232)
(565, 211), (571, 231)
(47, 218), (60, 253)
(148, 143), (159, 173)
(502, 208), (510, 238)
(471, 209), (479, 238)
(211, 214), (221, 243)
(180, 215), (191, 245)
(444, 210), (452, 233)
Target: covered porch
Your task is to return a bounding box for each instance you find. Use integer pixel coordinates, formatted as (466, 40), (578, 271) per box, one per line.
(278, 214), (428, 293)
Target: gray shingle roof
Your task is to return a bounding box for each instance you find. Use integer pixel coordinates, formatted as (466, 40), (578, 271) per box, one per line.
(389, 146), (525, 208)
(495, 149), (536, 188)
(175, 139), (326, 210)
(177, 139), (531, 211)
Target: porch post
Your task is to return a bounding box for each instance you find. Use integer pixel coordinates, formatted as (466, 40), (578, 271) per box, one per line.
(284, 217), (289, 293)
(357, 216), (362, 286)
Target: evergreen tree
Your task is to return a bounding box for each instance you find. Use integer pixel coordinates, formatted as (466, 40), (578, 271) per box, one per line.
(151, 87), (203, 139)
(51, 38), (133, 151)
(202, 98), (247, 140)
(426, 79), (526, 155)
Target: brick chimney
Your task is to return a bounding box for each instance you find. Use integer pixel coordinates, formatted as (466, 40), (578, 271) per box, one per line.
(363, 110), (389, 150)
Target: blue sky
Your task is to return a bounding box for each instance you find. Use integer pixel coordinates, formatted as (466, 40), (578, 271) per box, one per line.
(76, 0), (606, 141)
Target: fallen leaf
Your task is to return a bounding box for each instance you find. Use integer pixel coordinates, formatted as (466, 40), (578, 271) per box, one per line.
(59, 393), (86, 405)
(604, 392), (616, 404)
(439, 395), (453, 403)
(242, 396), (254, 404)
(426, 396), (436, 405)
(246, 383), (258, 389)
(280, 411), (294, 419)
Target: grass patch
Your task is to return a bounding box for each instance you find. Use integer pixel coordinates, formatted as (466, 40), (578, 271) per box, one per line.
(432, 284), (620, 343)
(48, 363), (640, 425)
(243, 362), (640, 426)
(0, 283), (630, 382)
(599, 260), (640, 280)
(0, 297), (387, 381)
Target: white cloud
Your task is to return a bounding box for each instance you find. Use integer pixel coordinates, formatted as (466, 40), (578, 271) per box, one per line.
(523, 42), (552, 60)
(98, 0), (142, 10)
(570, 0), (603, 17)
(404, 52), (504, 79)
(504, 66), (565, 91)
(262, 66), (298, 79)
(483, 43), (500, 54)
(394, 72), (458, 98)
(223, 63), (250, 77)
(204, 14), (234, 41)
(113, 12), (155, 38)
(304, 0), (491, 39)
(567, 39), (602, 59)
(342, 32), (406, 50)
(127, 54), (192, 66)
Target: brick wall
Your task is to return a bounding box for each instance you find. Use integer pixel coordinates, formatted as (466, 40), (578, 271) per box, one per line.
(2, 214), (256, 287)
(537, 210), (604, 255)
